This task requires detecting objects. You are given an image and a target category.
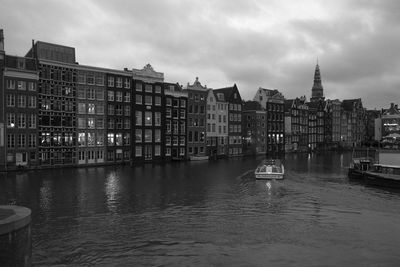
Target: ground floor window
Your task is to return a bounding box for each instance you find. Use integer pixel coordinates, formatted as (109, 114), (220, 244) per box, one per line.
(123, 150), (130, 160)
(135, 146), (142, 157)
(154, 145), (161, 156)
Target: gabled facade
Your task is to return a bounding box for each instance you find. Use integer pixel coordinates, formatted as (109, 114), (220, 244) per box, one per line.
(26, 41), (77, 167)
(210, 90), (229, 157)
(185, 77), (208, 159)
(284, 97), (309, 152)
(1, 51), (39, 170)
(341, 99), (365, 148)
(164, 83), (187, 160)
(105, 70), (132, 164)
(132, 64), (165, 162)
(76, 65), (107, 166)
(214, 84), (243, 156)
(242, 101), (267, 155)
(324, 99), (342, 149)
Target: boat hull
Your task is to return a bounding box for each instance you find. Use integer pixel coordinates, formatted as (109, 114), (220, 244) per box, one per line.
(255, 173), (284, 180)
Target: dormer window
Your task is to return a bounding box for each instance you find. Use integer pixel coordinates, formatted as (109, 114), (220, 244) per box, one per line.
(17, 58), (26, 69)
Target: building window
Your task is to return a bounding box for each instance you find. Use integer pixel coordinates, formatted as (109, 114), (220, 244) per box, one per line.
(96, 89), (104, 100)
(180, 99), (186, 108)
(28, 114), (36, 128)
(144, 129), (152, 142)
(78, 132), (86, 147)
(78, 103), (86, 114)
(155, 96), (161, 106)
(155, 112), (161, 126)
(17, 81), (26, 90)
(17, 134), (26, 148)
(166, 108), (171, 118)
(166, 120), (171, 133)
(180, 122), (185, 134)
(87, 132), (95, 146)
(124, 92), (131, 102)
(124, 78), (130, 88)
(108, 77), (114, 87)
(145, 111), (152, 126)
(173, 121), (179, 134)
(88, 103), (95, 114)
(180, 136), (185, 146)
(6, 94), (15, 107)
(96, 133), (104, 146)
(136, 111), (142, 125)
(108, 118), (114, 129)
(180, 109), (185, 119)
(135, 83), (142, 92)
(87, 118), (95, 129)
(115, 105), (123, 116)
(28, 134), (36, 148)
(145, 95), (152, 105)
(135, 146), (142, 156)
(115, 133), (123, 146)
(166, 136), (171, 146)
(97, 118), (104, 129)
(173, 99), (179, 107)
(154, 145), (161, 156)
(7, 113), (15, 128)
(96, 76), (104, 86)
(155, 85), (161, 93)
(166, 98), (172, 106)
(136, 94), (142, 104)
(28, 82), (36, 91)
(7, 80), (15, 89)
(135, 129), (142, 143)
(173, 136), (178, 146)
(165, 147), (171, 156)
(108, 104), (114, 115)
(108, 91), (114, 101)
(7, 134), (15, 148)
(78, 118), (86, 129)
(87, 88), (95, 99)
(107, 133), (114, 146)
(97, 103), (104, 114)
(145, 84), (152, 92)
(180, 148), (185, 156)
(124, 118), (130, 129)
(124, 106), (130, 116)
(28, 96), (36, 108)
(116, 91), (123, 102)
(78, 74), (86, 84)
(154, 129), (161, 142)
(116, 77), (123, 88)
(87, 75), (95, 85)
(17, 95), (26, 108)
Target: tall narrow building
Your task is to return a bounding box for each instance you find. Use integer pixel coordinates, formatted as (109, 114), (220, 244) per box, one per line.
(310, 63), (325, 102)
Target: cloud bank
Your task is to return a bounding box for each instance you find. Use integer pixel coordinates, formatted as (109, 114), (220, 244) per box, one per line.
(1, 0), (399, 109)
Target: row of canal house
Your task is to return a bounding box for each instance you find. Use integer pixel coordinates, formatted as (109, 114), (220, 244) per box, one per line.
(0, 32), (248, 170)
(0, 30), (370, 170)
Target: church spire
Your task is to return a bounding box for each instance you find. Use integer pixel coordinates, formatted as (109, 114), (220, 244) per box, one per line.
(311, 62), (324, 102)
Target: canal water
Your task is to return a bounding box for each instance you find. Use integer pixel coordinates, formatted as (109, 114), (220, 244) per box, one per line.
(1, 152), (400, 266)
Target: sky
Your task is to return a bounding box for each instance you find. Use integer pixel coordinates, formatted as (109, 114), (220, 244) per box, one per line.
(1, 0), (399, 109)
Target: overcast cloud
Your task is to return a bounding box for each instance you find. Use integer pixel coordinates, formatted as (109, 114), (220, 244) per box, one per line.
(1, 0), (399, 109)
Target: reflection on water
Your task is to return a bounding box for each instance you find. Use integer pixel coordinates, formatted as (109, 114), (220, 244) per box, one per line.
(1, 152), (400, 266)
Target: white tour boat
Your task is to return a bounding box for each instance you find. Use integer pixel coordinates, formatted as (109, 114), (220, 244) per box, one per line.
(254, 159), (285, 180)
